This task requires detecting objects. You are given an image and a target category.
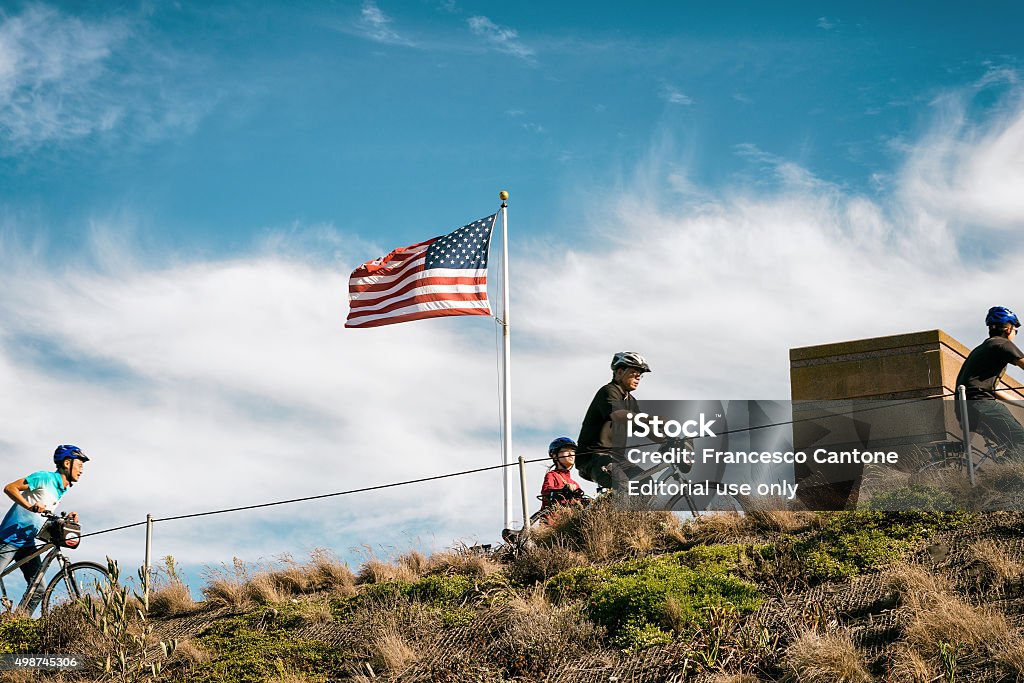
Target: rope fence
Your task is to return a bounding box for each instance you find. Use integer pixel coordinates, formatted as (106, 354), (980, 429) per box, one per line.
(66, 388), (977, 607)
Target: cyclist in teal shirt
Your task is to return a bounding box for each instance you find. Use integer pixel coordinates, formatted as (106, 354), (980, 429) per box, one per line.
(0, 445), (88, 613)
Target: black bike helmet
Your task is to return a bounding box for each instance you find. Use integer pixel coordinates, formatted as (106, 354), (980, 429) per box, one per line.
(611, 351), (651, 373)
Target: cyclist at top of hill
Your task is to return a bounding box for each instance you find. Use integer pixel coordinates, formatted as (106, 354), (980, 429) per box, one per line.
(576, 351), (654, 489)
(956, 307), (1024, 460)
(0, 445), (87, 613)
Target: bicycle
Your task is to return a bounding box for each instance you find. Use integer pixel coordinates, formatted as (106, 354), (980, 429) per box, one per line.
(0, 513), (109, 616)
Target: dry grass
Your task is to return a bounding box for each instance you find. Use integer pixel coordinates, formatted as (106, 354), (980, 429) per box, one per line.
(784, 630), (872, 683)
(356, 558), (419, 585)
(201, 557), (254, 610)
(885, 563), (1011, 653)
(538, 494), (687, 562)
(995, 637), (1024, 675)
(904, 593), (1013, 653)
(691, 511), (749, 541)
(295, 599), (334, 625)
(887, 643), (934, 682)
(397, 550), (429, 577)
(199, 550), (357, 609)
(247, 572), (288, 604)
(308, 547), (357, 595)
(427, 548), (501, 578)
(883, 561), (1024, 676)
(882, 563), (951, 611)
(201, 575), (253, 610)
(901, 594), (1024, 681)
(254, 550), (357, 599)
(745, 510), (816, 534)
(975, 461), (1024, 508)
(346, 592), (440, 645)
(507, 541), (587, 585)
(969, 539), (1024, 586)
(370, 626), (419, 674)
(38, 603), (109, 655)
(263, 560), (313, 595)
(474, 585), (604, 675)
(168, 637), (211, 667)
(148, 580), (197, 617)
(708, 675), (762, 683)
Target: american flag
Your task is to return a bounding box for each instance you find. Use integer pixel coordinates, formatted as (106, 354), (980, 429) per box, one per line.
(345, 214), (498, 328)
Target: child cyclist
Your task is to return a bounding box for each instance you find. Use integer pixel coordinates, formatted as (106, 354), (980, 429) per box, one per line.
(538, 437), (589, 521)
(0, 445), (88, 614)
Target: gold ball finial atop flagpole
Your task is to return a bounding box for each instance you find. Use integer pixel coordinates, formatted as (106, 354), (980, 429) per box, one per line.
(499, 190), (509, 201)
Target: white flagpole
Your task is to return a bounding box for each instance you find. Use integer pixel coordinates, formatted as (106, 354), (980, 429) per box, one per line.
(499, 190), (514, 531)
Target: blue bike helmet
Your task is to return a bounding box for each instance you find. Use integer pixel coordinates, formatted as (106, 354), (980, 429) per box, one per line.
(986, 306), (1021, 328)
(53, 445), (89, 465)
(548, 437), (577, 457)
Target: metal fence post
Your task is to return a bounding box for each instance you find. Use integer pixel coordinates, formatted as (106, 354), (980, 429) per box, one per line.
(518, 456), (530, 531)
(144, 513), (153, 609)
(957, 385), (976, 487)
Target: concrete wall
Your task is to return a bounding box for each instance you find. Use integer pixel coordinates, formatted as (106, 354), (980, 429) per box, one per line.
(788, 329), (1024, 508)
(790, 329), (1024, 403)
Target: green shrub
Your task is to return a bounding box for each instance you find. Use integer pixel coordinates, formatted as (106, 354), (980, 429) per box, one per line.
(547, 546), (762, 650)
(867, 485), (962, 512)
(795, 510), (972, 582)
(355, 580), (413, 603)
(408, 574), (474, 605)
(0, 616), (43, 654)
(438, 606), (476, 628)
(346, 574), (474, 609)
(190, 613), (347, 683)
(616, 623), (674, 650)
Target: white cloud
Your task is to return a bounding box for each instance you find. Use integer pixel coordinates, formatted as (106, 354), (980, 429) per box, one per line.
(4, 80), (1024, 575)
(506, 84), (1024, 431)
(661, 85), (693, 106)
(357, 1), (414, 46)
(467, 16), (534, 62)
(0, 6), (125, 146)
(817, 17), (837, 30)
(0, 5), (214, 151)
(897, 76), (1024, 233)
(0, 231), (510, 569)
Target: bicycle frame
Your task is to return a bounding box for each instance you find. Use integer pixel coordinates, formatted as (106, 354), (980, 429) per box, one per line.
(0, 540), (66, 613)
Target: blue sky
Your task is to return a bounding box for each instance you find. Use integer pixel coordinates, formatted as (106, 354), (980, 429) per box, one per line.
(3, 1), (1024, 591)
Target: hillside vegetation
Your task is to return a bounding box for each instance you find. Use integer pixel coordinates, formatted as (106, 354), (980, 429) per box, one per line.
(4, 491), (1024, 682)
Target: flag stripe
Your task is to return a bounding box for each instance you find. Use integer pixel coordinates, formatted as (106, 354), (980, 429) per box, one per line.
(346, 300), (492, 328)
(346, 307), (491, 329)
(350, 283), (488, 313)
(349, 252), (429, 291)
(349, 291), (489, 318)
(345, 214), (497, 329)
(349, 272), (488, 305)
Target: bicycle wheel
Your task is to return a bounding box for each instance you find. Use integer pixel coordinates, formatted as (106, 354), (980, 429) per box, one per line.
(41, 561), (110, 615)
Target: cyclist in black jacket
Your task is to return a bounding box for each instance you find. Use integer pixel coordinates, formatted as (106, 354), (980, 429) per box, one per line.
(956, 307), (1024, 460)
(576, 352), (650, 489)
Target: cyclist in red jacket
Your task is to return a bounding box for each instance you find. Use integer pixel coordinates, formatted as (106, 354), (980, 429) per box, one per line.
(539, 437), (588, 520)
